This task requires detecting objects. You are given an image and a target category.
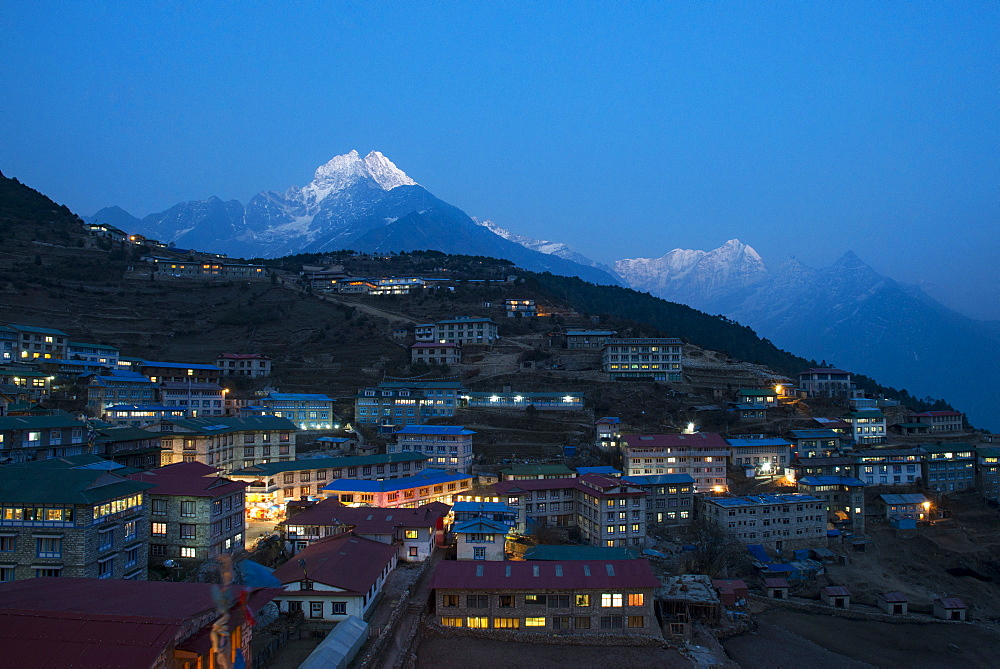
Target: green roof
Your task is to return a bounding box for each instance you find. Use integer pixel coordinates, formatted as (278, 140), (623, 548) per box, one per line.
(96, 426), (165, 442)
(0, 460), (154, 504)
(845, 411), (884, 419)
(164, 415), (296, 435)
(739, 389), (777, 396)
(0, 368), (50, 378)
(0, 415), (85, 431)
(68, 342), (120, 351)
(523, 545), (639, 561)
(230, 452), (429, 477)
(4, 324), (68, 336)
(919, 442), (974, 455)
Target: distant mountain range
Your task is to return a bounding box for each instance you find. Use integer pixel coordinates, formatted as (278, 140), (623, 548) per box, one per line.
(87, 152), (998, 428)
(87, 151), (621, 286)
(615, 240), (1000, 430)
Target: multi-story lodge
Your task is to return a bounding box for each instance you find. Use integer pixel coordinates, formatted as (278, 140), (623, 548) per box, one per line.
(726, 438), (793, 478)
(596, 416), (622, 451)
(149, 415), (297, 473)
(505, 299), (537, 317)
(621, 432), (730, 491)
(430, 559), (661, 636)
(796, 476), (866, 534)
(354, 381), (466, 432)
(976, 447), (1000, 502)
(602, 337), (683, 381)
(159, 381), (226, 417)
(699, 493), (827, 551)
(495, 474), (649, 547)
(0, 456), (154, 581)
(791, 456), (857, 481)
(321, 468), (474, 509)
(103, 404), (188, 427)
(0, 366), (53, 400)
(85, 370), (157, 416)
(139, 360), (222, 384)
(411, 342), (462, 366)
(621, 474), (696, 526)
(67, 341), (120, 366)
(788, 429), (847, 458)
(842, 411), (887, 445)
(390, 425), (476, 472)
(852, 448), (922, 486)
(463, 391), (584, 410)
(1, 323), (69, 361)
(130, 461), (247, 564)
(216, 353), (272, 378)
(919, 443), (975, 493)
(147, 258), (269, 280)
(0, 414), (88, 463)
(415, 317), (499, 346)
(565, 330), (617, 350)
(258, 392), (337, 430)
(282, 499), (449, 561)
(798, 368), (854, 398)
(910, 411), (965, 434)
(229, 453), (430, 518)
(93, 426), (166, 470)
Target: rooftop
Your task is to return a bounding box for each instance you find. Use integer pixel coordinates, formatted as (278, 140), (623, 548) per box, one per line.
(622, 474), (697, 486)
(430, 559), (660, 590)
(0, 414), (84, 430)
(394, 425), (476, 436)
(879, 493), (930, 505)
(129, 462), (247, 497)
(726, 438), (793, 448)
(452, 518), (511, 534)
(523, 545), (638, 561)
(231, 453), (428, 477)
(323, 468), (472, 494)
(798, 476), (866, 487)
(0, 459), (156, 505)
(622, 432), (729, 450)
(789, 429), (843, 439)
(140, 361), (221, 371)
(263, 393), (335, 401)
(704, 493), (822, 508)
(283, 499), (450, 532)
(271, 533), (397, 592)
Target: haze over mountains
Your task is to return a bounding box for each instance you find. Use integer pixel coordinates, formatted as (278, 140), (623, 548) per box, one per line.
(88, 151), (998, 428)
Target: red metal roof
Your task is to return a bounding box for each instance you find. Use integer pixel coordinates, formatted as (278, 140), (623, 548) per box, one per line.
(936, 597), (966, 609)
(282, 499), (450, 533)
(129, 463), (248, 497)
(911, 411), (962, 417)
(271, 533), (397, 592)
(763, 578), (790, 588)
(430, 559), (660, 590)
(880, 591), (907, 602)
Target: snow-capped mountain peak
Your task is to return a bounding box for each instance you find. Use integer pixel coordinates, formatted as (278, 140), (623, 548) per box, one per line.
(300, 150), (417, 204)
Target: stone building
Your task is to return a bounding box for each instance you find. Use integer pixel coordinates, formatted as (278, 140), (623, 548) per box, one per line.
(0, 455), (153, 582)
(602, 337), (683, 381)
(699, 493), (827, 551)
(129, 461), (247, 565)
(149, 415), (297, 473)
(430, 559), (661, 636)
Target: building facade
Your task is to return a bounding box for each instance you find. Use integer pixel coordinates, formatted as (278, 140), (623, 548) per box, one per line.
(565, 330), (616, 350)
(411, 343), (461, 366)
(700, 493), (827, 551)
(415, 317), (499, 345)
(259, 393), (337, 430)
(216, 353), (272, 378)
(602, 338), (683, 381)
(798, 368), (854, 398)
(796, 476), (866, 534)
(391, 425), (476, 472)
(621, 474), (695, 527)
(150, 415), (297, 473)
(322, 468), (474, 509)
(919, 443), (975, 492)
(621, 433), (730, 491)
(0, 414), (88, 463)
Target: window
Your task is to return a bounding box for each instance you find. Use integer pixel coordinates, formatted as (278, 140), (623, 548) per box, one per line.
(442, 595), (459, 607)
(466, 616), (489, 628)
(0, 536), (16, 552)
(331, 601), (347, 615)
(467, 595), (489, 608)
(524, 617), (546, 627)
(179, 524), (196, 539)
(151, 522), (167, 536)
(493, 617), (520, 629)
(600, 615), (623, 629)
(498, 595), (514, 608)
(404, 529), (419, 539)
(124, 520), (136, 540)
(35, 567), (62, 578)
(601, 593), (623, 607)
(180, 547), (196, 558)
(152, 499), (167, 516)
(441, 617), (463, 627)
(575, 594), (591, 607)
(627, 616), (645, 628)
(180, 501), (196, 517)
(525, 594), (545, 605)
(0, 566), (14, 582)
(574, 616), (591, 629)
(98, 558), (114, 579)
(125, 547), (138, 568)
(287, 601), (303, 614)
(151, 544), (167, 556)
(36, 537), (62, 558)
(627, 593), (645, 607)
(547, 595), (570, 608)
(309, 601), (324, 619)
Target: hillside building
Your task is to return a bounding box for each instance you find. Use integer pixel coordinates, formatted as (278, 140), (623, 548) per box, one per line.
(415, 317), (499, 346)
(139, 361), (222, 384)
(798, 368), (854, 398)
(505, 299), (537, 317)
(621, 432), (730, 491)
(565, 330), (617, 350)
(621, 474), (696, 526)
(843, 411), (887, 445)
(86, 370), (157, 416)
(910, 411), (965, 434)
(463, 391), (584, 410)
(216, 353), (272, 377)
(602, 337), (683, 381)
(852, 449), (921, 486)
(919, 443), (975, 492)
(726, 438), (792, 478)
(390, 425), (476, 473)
(699, 493), (827, 551)
(68, 341), (120, 366)
(148, 415), (296, 473)
(354, 381), (466, 432)
(796, 476), (866, 533)
(411, 342), (461, 366)
(258, 393), (337, 430)
(0, 414), (88, 463)
(321, 468), (474, 508)
(2, 324), (69, 361)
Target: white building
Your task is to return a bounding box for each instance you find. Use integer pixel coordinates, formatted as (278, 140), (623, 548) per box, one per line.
(390, 425), (476, 472)
(700, 493), (827, 551)
(216, 353), (271, 378)
(602, 337), (683, 381)
(414, 317), (499, 345)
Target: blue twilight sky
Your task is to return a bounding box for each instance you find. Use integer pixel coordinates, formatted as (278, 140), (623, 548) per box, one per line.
(2, 2), (998, 318)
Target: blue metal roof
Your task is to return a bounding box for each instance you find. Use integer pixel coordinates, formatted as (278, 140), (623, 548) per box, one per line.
(577, 466), (623, 476)
(726, 438), (793, 448)
(789, 429), (842, 439)
(141, 361), (221, 371)
(393, 426), (476, 436)
(265, 393), (335, 401)
(452, 518), (511, 534)
(322, 468), (471, 493)
(798, 476), (866, 487)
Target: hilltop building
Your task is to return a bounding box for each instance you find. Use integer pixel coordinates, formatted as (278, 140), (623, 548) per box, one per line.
(602, 337), (683, 381)
(621, 433), (729, 491)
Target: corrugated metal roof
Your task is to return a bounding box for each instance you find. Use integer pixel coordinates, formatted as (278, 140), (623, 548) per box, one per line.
(232, 453), (427, 477)
(798, 476), (866, 487)
(394, 425), (476, 436)
(822, 586), (851, 596)
(430, 559), (659, 590)
(323, 468), (472, 493)
(879, 493), (929, 505)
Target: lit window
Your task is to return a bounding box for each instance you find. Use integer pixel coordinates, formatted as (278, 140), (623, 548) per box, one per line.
(524, 617), (546, 627)
(601, 593), (623, 607)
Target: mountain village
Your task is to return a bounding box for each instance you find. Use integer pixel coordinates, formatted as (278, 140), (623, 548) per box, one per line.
(2, 190), (1000, 668)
